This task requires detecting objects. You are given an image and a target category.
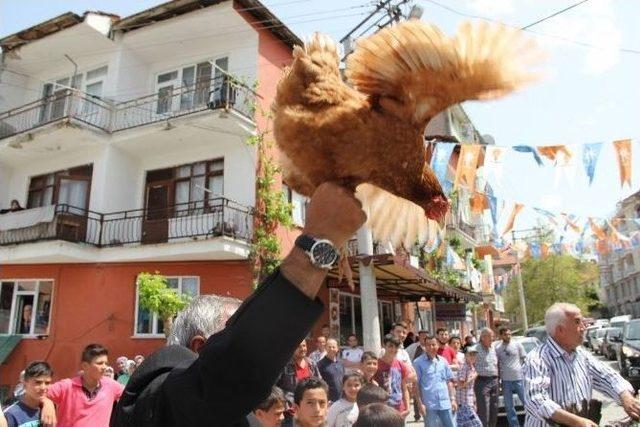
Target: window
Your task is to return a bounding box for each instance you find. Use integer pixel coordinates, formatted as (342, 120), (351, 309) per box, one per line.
(155, 59), (223, 114)
(0, 280), (53, 335)
(338, 292), (396, 345)
(282, 184), (308, 226)
(40, 66), (107, 120)
(173, 159), (224, 213)
(135, 276), (199, 336)
(27, 165), (93, 209)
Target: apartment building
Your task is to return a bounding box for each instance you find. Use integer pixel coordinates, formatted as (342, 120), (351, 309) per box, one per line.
(0, 0), (300, 394)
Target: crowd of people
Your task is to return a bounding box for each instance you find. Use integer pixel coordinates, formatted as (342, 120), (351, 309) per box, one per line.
(1, 185), (640, 427)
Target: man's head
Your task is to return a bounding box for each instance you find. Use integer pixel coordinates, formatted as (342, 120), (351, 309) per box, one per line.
(360, 351), (378, 377)
(347, 334), (359, 348)
(104, 366), (114, 379)
(417, 330), (428, 346)
(356, 383), (389, 407)
(80, 344), (109, 383)
(391, 322), (407, 342)
(321, 324), (331, 338)
(479, 328), (494, 347)
(134, 355), (144, 366)
(22, 361), (52, 405)
(253, 386), (286, 427)
(464, 335), (474, 345)
(465, 346), (478, 364)
(436, 328), (449, 345)
(449, 336), (461, 352)
(425, 335), (439, 358)
(325, 338), (339, 360)
(10, 199), (20, 210)
(22, 304), (32, 321)
(293, 377), (328, 427)
(294, 340), (308, 361)
(499, 327), (512, 343)
(315, 336), (326, 352)
(353, 402), (403, 427)
(382, 334), (401, 360)
(167, 295), (241, 353)
(545, 302), (585, 351)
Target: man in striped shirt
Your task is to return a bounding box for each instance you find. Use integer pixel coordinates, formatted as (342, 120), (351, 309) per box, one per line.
(523, 303), (640, 427)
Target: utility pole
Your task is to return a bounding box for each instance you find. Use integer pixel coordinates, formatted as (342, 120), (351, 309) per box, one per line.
(512, 232), (529, 331)
(339, 0), (419, 351)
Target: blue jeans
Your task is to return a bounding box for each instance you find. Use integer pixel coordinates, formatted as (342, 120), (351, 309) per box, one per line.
(425, 409), (456, 427)
(503, 379), (525, 427)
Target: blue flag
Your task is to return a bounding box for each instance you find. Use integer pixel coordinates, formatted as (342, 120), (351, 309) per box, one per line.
(486, 185), (498, 232)
(513, 145), (543, 166)
(430, 143), (455, 187)
(530, 243), (541, 259)
(582, 142), (603, 185)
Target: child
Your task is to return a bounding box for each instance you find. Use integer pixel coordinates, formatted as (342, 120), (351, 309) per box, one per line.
(359, 352), (379, 386)
(293, 377), (329, 427)
(249, 386), (286, 427)
(456, 346), (483, 427)
(326, 372), (363, 427)
(3, 361), (53, 427)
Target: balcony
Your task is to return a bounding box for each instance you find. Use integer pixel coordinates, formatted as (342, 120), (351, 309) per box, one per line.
(0, 75), (256, 141)
(0, 197), (253, 248)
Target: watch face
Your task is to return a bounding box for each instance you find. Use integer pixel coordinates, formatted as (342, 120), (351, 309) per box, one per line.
(311, 242), (338, 267)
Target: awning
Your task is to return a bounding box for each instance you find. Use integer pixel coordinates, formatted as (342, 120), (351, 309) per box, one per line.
(0, 335), (22, 364)
(328, 252), (481, 303)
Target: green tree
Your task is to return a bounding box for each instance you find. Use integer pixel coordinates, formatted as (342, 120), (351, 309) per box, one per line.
(505, 254), (599, 328)
(136, 272), (191, 338)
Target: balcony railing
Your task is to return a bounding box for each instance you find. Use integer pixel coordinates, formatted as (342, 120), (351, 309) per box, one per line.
(0, 198), (253, 248)
(0, 75), (256, 140)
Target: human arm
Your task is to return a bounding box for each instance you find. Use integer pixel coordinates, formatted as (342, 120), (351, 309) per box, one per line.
(155, 183), (366, 425)
(412, 359), (426, 416)
(444, 364), (457, 412)
(40, 397), (57, 427)
(586, 352), (638, 419)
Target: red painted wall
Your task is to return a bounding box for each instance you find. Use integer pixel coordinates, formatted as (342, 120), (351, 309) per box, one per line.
(0, 261), (252, 388)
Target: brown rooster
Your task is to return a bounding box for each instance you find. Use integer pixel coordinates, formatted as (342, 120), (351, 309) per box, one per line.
(273, 20), (540, 248)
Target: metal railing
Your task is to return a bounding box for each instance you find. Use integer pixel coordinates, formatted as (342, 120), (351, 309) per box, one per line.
(0, 198), (253, 247)
(0, 76), (256, 140)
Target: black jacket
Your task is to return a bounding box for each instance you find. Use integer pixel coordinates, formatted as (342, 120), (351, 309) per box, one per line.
(111, 270), (323, 426)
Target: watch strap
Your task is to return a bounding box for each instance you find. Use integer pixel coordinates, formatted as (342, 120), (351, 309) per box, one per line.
(295, 234), (316, 252)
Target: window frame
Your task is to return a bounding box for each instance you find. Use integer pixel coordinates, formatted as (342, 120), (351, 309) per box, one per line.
(0, 279), (54, 337)
(133, 276), (200, 338)
(26, 165), (93, 210)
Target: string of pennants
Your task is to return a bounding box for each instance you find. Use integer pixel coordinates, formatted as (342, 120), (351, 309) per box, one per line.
(426, 137), (637, 260)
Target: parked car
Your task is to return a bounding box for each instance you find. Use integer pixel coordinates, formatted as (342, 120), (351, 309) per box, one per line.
(497, 336), (542, 420)
(592, 328), (614, 354)
(617, 319), (640, 391)
(602, 327), (622, 360)
(610, 314), (631, 329)
(524, 326), (547, 343)
(584, 325), (601, 349)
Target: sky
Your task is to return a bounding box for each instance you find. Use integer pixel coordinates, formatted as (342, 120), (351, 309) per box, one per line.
(1, 0), (639, 234)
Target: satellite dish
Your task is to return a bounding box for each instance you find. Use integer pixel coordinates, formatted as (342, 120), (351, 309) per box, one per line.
(482, 134), (495, 145)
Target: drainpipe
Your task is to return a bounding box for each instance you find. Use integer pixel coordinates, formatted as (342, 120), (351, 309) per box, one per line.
(64, 54), (79, 116)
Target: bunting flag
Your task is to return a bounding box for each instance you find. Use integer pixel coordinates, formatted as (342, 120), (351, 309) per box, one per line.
(582, 142), (603, 185)
(502, 203), (524, 236)
(470, 191), (490, 213)
(529, 243), (541, 259)
(533, 207), (558, 225)
(513, 145), (544, 166)
(613, 139), (632, 188)
(486, 186), (498, 232)
(607, 220), (631, 243)
(446, 246), (466, 270)
(538, 145), (573, 163)
(589, 218), (607, 240)
(430, 143), (455, 187)
(562, 214), (581, 233)
(454, 144), (481, 191)
(483, 146), (506, 184)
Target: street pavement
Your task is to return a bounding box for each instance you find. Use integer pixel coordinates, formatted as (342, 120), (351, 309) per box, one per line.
(404, 352), (629, 426)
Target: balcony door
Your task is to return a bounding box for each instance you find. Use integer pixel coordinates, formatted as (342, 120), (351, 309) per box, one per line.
(142, 181), (171, 244)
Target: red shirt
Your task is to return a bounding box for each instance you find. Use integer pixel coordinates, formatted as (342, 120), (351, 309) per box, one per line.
(437, 345), (457, 364)
(295, 359), (312, 381)
(47, 376), (124, 427)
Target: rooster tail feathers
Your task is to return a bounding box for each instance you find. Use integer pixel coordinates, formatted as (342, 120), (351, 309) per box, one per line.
(346, 20), (542, 124)
(356, 184), (440, 249)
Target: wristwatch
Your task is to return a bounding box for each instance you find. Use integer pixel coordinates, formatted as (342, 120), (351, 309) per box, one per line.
(295, 234), (339, 269)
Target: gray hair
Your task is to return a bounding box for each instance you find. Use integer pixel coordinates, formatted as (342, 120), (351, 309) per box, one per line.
(545, 302), (580, 336)
(479, 327), (493, 338)
(167, 295), (242, 347)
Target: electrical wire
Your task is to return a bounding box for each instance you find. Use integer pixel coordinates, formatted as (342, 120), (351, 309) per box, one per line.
(420, 0), (640, 55)
(521, 0), (591, 30)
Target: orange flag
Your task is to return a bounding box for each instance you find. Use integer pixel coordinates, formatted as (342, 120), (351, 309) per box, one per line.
(454, 144), (481, 191)
(470, 192), (489, 213)
(589, 218), (607, 240)
(613, 139), (632, 187)
(502, 203), (524, 236)
(538, 145), (573, 163)
(541, 243), (550, 258)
